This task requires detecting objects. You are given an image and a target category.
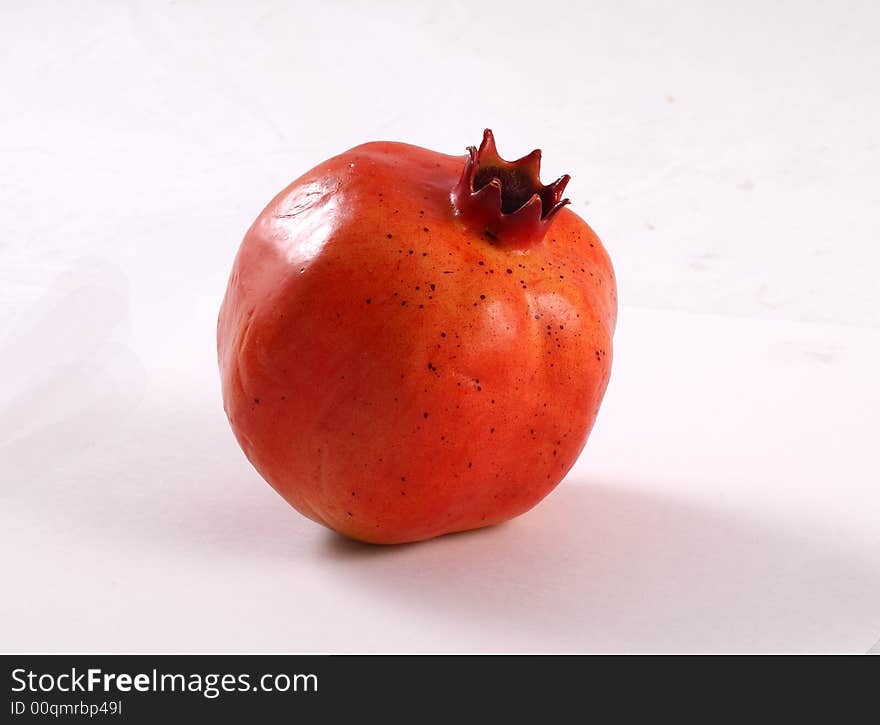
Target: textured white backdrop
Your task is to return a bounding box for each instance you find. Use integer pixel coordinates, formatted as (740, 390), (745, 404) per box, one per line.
(2, 0), (879, 333)
(2, 1), (879, 652)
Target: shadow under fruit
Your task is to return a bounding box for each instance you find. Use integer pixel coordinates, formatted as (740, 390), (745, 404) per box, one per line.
(218, 130), (617, 544)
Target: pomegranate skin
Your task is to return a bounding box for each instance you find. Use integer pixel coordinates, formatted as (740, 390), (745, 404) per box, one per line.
(218, 138), (617, 544)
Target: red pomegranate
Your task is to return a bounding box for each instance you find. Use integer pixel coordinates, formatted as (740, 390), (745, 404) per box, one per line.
(218, 130), (616, 544)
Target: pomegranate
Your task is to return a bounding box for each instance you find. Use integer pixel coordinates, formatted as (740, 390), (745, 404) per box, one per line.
(218, 130), (616, 544)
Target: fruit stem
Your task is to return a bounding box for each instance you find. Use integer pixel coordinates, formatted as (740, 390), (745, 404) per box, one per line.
(451, 129), (570, 249)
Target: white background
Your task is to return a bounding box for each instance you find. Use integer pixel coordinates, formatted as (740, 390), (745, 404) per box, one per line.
(1, 1), (879, 652)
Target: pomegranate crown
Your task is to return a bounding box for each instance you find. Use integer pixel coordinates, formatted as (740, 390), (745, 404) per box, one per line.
(452, 129), (570, 248)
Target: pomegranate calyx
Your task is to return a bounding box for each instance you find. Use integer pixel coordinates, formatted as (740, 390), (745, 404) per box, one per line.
(452, 129), (570, 249)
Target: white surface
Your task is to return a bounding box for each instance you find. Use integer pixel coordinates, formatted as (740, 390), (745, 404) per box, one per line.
(2, 1), (879, 653)
(2, 298), (879, 653)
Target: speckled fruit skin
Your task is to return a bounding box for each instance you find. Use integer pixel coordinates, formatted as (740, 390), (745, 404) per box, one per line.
(218, 135), (616, 544)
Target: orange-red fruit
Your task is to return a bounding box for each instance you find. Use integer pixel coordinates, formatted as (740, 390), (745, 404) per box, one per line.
(218, 130), (616, 544)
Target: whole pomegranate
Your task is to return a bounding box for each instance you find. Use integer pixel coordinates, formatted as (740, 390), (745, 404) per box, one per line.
(218, 130), (616, 544)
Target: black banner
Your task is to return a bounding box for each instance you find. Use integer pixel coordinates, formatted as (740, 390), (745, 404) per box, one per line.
(2, 654), (875, 721)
